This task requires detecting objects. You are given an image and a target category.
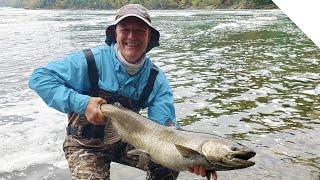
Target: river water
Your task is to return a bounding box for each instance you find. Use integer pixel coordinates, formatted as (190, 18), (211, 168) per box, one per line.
(0, 7), (319, 180)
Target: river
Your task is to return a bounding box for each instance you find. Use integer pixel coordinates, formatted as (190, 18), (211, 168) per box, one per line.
(0, 7), (319, 180)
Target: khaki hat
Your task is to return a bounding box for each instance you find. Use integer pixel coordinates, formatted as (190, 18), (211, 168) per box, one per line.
(105, 4), (160, 52)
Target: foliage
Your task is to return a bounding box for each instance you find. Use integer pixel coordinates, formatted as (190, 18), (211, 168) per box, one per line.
(0, 0), (276, 9)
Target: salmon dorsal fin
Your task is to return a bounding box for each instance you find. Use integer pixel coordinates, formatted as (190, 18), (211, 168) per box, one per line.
(175, 144), (201, 158)
(104, 118), (121, 145)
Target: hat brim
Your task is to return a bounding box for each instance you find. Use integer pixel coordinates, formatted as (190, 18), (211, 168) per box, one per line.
(105, 15), (160, 52)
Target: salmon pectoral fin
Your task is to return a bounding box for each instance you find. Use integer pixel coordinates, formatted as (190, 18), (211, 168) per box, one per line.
(175, 144), (202, 158)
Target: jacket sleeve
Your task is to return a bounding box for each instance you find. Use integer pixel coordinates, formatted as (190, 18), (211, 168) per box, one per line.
(28, 51), (91, 114)
(147, 70), (180, 127)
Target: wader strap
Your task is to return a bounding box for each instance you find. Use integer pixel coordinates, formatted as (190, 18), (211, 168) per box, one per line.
(83, 49), (99, 97)
(138, 65), (159, 108)
(72, 48), (104, 139)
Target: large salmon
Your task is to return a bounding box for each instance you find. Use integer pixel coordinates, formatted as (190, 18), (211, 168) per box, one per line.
(100, 104), (255, 178)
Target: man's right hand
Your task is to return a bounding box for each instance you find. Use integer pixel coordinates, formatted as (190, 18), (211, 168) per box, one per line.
(85, 97), (107, 125)
(188, 165), (217, 180)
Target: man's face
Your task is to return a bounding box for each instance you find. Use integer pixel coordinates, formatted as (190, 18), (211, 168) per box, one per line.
(115, 17), (150, 63)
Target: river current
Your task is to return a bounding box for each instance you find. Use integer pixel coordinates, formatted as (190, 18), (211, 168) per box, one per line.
(0, 7), (319, 180)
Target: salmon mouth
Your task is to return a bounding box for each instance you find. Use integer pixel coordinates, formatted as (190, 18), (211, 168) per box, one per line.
(228, 151), (256, 167)
(234, 151), (255, 160)
(206, 150), (256, 170)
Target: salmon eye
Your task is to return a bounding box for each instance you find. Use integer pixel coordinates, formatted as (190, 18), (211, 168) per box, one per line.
(231, 147), (239, 151)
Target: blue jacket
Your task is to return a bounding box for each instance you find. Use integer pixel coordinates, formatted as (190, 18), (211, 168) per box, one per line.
(29, 44), (176, 125)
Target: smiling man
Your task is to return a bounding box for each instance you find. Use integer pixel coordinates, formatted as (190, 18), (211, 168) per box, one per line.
(29, 4), (216, 180)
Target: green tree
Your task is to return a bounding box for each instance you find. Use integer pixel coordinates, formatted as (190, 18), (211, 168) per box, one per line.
(3, 0), (276, 9)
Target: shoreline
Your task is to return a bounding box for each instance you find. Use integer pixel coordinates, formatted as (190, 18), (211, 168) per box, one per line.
(19, 3), (278, 11)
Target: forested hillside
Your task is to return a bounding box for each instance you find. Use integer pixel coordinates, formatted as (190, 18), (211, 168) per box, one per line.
(0, 0), (277, 9)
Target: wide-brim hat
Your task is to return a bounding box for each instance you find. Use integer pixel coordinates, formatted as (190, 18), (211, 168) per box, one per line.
(105, 4), (160, 52)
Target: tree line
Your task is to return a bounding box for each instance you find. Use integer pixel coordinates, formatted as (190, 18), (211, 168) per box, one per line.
(0, 0), (276, 9)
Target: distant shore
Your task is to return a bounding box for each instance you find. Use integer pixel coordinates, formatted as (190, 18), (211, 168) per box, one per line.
(22, 5), (278, 11)
(4, 0), (279, 10)
(188, 3), (278, 10)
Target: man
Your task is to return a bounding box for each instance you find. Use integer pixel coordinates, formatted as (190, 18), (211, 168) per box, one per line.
(29, 4), (217, 180)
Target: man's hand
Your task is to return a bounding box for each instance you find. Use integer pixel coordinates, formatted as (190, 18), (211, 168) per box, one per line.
(188, 165), (217, 180)
(85, 97), (106, 125)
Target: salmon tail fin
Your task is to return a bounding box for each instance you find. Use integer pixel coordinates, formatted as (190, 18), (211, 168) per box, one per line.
(104, 118), (121, 145)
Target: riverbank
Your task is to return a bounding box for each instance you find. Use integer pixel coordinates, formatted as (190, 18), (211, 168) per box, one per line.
(183, 2), (278, 10)
(16, 2), (278, 10)
(24, 4), (278, 11)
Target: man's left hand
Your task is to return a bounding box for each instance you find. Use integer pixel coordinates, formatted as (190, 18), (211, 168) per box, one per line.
(188, 165), (217, 180)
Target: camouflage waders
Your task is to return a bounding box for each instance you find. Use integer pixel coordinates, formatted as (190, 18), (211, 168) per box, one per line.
(63, 131), (179, 180)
